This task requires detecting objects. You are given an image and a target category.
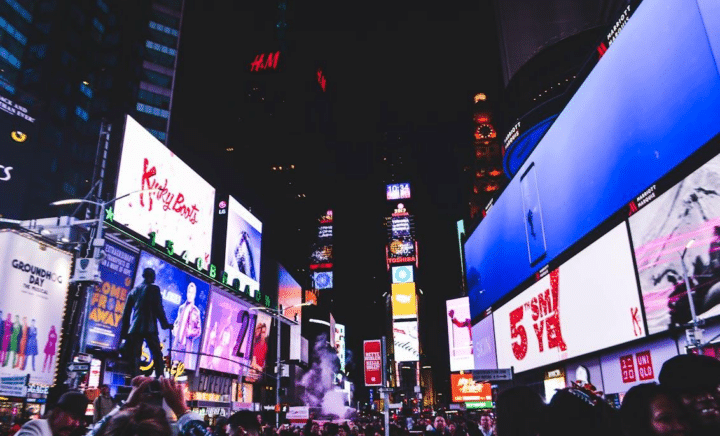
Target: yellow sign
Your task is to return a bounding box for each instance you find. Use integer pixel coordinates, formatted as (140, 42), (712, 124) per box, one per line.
(391, 283), (417, 318)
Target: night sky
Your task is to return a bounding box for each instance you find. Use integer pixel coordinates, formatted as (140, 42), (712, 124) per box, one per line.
(169, 0), (502, 397)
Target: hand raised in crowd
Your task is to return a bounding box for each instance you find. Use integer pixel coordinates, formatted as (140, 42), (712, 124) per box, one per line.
(123, 376), (156, 408)
(159, 376), (190, 418)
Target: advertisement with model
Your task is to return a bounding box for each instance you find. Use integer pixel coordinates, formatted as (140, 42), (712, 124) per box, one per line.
(224, 196), (262, 298)
(0, 230), (72, 385)
(114, 115), (216, 268)
(132, 251), (210, 372)
(493, 224), (645, 373)
(447, 297), (473, 372)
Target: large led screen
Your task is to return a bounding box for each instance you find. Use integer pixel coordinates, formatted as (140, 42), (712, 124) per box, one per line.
(199, 288), (257, 377)
(224, 196), (262, 297)
(629, 151), (720, 334)
(84, 241), (138, 352)
(392, 283), (418, 319)
(313, 271), (333, 290)
(278, 264), (303, 324)
(493, 224), (645, 373)
(247, 311), (272, 381)
(392, 266), (414, 284)
(465, 0), (720, 320)
(386, 183), (411, 200)
(472, 314), (498, 370)
(133, 251), (210, 371)
(335, 324), (346, 373)
(450, 373), (492, 403)
(447, 297), (473, 372)
(114, 116), (215, 266)
(0, 231), (72, 385)
(393, 320), (419, 362)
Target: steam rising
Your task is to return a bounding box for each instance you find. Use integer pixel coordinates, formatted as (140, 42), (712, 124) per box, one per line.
(298, 334), (354, 419)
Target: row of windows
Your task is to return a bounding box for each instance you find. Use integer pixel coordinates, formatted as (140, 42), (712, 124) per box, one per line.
(0, 77), (14, 94)
(4, 0), (31, 23)
(150, 10), (180, 30)
(136, 102), (169, 119)
(0, 16), (26, 45)
(138, 88), (170, 109)
(80, 82), (93, 98)
(149, 21), (178, 37)
(92, 17), (104, 33)
(145, 40), (177, 57)
(0, 46), (20, 68)
(96, 0), (108, 13)
(147, 128), (167, 142)
(75, 106), (88, 121)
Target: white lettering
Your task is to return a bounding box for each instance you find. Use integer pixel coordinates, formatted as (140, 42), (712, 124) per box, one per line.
(0, 165), (12, 181)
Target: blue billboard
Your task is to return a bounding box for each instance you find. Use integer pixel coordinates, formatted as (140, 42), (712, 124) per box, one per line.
(466, 0), (720, 320)
(84, 242), (138, 352)
(132, 251), (210, 372)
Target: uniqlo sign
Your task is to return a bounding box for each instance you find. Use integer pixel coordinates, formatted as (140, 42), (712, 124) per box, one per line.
(620, 355), (636, 383)
(364, 340), (383, 386)
(636, 350), (654, 381)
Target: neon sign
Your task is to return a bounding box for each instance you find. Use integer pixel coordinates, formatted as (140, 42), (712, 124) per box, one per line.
(250, 51), (280, 72)
(317, 69), (326, 92)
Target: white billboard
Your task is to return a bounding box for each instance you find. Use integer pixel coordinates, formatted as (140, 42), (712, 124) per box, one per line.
(224, 196), (262, 296)
(114, 116), (215, 266)
(447, 297), (473, 371)
(0, 231), (72, 385)
(393, 320), (419, 362)
(493, 223), (645, 373)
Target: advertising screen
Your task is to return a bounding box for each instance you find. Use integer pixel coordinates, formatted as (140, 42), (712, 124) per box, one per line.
(246, 311), (272, 381)
(278, 264), (303, 324)
(114, 116), (215, 266)
(364, 340), (383, 386)
(386, 183), (411, 200)
(133, 251), (210, 372)
(493, 224), (645, 373)
(447, 297), (473, 372)
(392, 266), (414, 284)
(629, 151), (720, 334)
(472, 314), (498, 370)
(199, 288), (257, 377)
(335, 324), (346, 373)
(0, 231), (72, 385)
(392, 283), (418, 319)
(310, 243), (333, 266)
(450, 373), (492, 403)
(224, 196), (262, 297)
(391, 217), (412, 238)
(84, 241), (138, 351)
(393, 320), (419, 362)
(313, 271), (333, 290)
(465, 0), (720, 320)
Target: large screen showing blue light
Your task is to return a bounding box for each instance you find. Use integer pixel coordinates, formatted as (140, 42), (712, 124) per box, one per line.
(465, 0), (720, 320)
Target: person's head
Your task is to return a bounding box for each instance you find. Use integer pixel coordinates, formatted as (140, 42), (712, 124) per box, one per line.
(434, 416), (446, 431)
(99, 402), (171, 436)
(311, 423), (319, 433)
(544, 387), (620, 436)
(31, 318), (35, 327)
(338, 424), (349, 436)
(186, 283), (196, 304)
(255, 323), (267, 340)
(327, 423), (339, 436)
(215, 417), (229, 434)
(495, 386), (545, 436)
(448, 423), (456, 434)
(226, 411), (262, 436)
(659, 354), (720, 432)
(479, 413), (492, 431)
(14, 315), (19, 323)
(99, 384), (110, 396)
(621, 383), (691, 436)
(142, 268), (156, 284)
(47, 391), (90, 436)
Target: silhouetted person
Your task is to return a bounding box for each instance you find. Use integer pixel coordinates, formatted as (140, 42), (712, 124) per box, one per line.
(17, 390), (89, 436)
(620, 383), (692, 436)
(120, 268), (172, 377)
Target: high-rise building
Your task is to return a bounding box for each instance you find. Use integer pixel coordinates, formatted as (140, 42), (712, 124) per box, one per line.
(0, 0), (185, 220)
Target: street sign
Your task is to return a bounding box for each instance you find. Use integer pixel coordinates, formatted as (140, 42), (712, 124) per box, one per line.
(472, 368), (513, 381)
(67, 362), (90, 372)
(70, 257), (101, 283)
(378, 387), (394, 393)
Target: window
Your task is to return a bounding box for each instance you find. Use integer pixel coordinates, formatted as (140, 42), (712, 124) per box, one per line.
(149, 21), (178, 37)
(4, 0), (31, 23)
(92, 17), (104, 33)
(80, 82), (93, 98)
(75, 106), (89, 121)
(138, 89), (170, 109)
(0, 46), (20, 68)
(142, 69), (172, 88)
(145, 40), (176, 57)
(136, 102), (169, 119)
(0, 16), (27, 44)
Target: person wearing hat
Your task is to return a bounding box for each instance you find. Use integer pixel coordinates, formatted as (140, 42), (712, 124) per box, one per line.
(658, 353), (720, 436)
(225, 411), (261, 436)
(17, 390), (89, 436)
(120, 267), (173, 377)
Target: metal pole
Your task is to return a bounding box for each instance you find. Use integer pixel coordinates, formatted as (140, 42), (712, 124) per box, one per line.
(277, 306), (282, 428)
(382, 336), (389, 436)
(680, 250), (702, 348)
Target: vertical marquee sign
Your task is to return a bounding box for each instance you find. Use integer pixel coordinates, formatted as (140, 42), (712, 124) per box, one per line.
(364, 340), (383, 387)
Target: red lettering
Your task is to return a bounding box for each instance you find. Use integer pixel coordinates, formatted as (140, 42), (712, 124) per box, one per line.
(533, 320), (545, 352)
(250, 54), (265, 71)
(546, 269), (567, 351)
(530, 297), (539, 321)
(620, 355), (636, 383)
(538, 289), (551, 317)
(140, 158), (157, 211)
(138, 158), (202, 226)
(510, 306), (528, 360)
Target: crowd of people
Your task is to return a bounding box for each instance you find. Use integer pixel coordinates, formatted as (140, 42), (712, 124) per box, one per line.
(3, 353), (719, 436)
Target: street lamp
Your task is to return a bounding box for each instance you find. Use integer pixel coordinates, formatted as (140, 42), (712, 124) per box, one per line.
(680, 239), (704, 348)
(250, 302), (311, 428)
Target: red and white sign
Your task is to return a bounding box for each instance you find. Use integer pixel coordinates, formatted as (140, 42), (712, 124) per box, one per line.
(364, 340), (383, 386)
(494, 224), (645, 372)
(620, 355), (636, 383)
(636, 350), (654, 381)
(114, 116), (215, 265)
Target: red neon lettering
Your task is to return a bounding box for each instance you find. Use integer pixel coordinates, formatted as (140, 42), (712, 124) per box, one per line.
(510, 306), (528, 360)
(250, 54), (265, 72)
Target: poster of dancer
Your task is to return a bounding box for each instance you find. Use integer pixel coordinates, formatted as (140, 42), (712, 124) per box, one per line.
(224, 196), (262, 298)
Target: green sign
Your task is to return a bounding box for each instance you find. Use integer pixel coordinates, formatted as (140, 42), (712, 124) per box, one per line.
(465, 401), (493, 409)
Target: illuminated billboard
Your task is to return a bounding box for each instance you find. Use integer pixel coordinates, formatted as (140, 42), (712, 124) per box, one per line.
(224, 196), (262, 297)
(335, 324), (346, 373)
(133, 251), (210, 372)
(393, 320), (419, 362)
(114, 116), (215, 266)
(392, 266), (414, 284)
(386, 183), (411, 200)
(278, 264), (303, 324)
(493, 224), (644, 373)
(465, 0), (720, 320)
(628, 150), (720, 334)
(447, 297), (473, 372)
(392, 283), (418, 319)
(247, 311), (272, 382)
(472, 314), (498, 370)
(199, 287), (257, 376)
(0, 231), (72, 386)
(450, 373), (492, 403)
(391, 217), (412, 238)
(313, 271), (333, 290)
(387, 237), (416, 265)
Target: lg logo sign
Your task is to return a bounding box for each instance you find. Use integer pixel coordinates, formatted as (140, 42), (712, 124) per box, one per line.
(0, 164), (12, 182)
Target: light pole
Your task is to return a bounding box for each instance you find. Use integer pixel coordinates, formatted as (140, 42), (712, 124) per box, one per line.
(250, 302), (310, 428)
(680, 239), (703, 348)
